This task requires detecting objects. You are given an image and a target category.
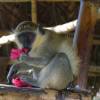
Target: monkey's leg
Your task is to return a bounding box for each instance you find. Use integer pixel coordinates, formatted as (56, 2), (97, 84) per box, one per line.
(7, 62), (41, 87)
(38, 53), (74, 90)
(7, 63), (34, 84)
(7, 63), (19, 84)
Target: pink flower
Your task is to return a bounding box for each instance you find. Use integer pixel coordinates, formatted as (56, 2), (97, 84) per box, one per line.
(12, 77), (32, 87)
(10, 48), (28, 60)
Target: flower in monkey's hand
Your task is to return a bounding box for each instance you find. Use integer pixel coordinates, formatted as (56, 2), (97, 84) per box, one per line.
(10, 48), (28, 60)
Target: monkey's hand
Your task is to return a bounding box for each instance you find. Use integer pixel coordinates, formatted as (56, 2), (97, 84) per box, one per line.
(19, 54), (51, 68)
(19, 54), (28, 61)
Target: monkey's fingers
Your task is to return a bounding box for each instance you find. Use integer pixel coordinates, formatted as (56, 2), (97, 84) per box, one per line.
(19, 54), (28, 61)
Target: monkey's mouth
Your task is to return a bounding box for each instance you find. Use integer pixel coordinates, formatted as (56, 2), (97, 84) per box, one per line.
(21, 48), (30, 54)
(24, 48), (31, 54)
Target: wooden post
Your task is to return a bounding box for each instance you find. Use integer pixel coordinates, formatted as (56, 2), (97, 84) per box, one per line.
(31, 0), (37, 23)
(73, 0), (96, 89)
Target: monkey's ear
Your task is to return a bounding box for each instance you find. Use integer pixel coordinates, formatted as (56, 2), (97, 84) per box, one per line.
(37, 24), (45, 35)
(15, 21), (38, 33)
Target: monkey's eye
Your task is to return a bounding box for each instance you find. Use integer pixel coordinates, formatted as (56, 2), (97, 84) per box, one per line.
(18, 32), (36, 42)
(17, 32), (36, 49)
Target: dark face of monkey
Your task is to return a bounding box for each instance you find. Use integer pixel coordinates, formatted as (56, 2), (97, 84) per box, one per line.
(14, 21), (45, 53)
(16, 32), (36, 51)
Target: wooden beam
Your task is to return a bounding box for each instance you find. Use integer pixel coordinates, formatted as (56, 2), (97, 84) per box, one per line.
(73, 0), (96, 89)
(93, 40), (100, 45)
(89, 66), (100, 73)
(31, 0), (37, 23)
(88, 66), (100, 77)
(1, 0), (99, 3)
(97, 8), (100, 19)
(0, 32), (9, 35)
(0, 0), (31, 2)
(37, 0), (80, 2)
(0, 0), (80, 2)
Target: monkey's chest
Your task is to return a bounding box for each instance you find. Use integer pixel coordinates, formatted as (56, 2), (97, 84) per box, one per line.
(29, 45), (56, 58)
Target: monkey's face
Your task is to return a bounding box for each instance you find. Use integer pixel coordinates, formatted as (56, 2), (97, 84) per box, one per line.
(15, 32), (36, 51)
(14, 21), (46, 52)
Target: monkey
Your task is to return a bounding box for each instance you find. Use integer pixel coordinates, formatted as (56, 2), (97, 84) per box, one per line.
(7, 21), (80, 90)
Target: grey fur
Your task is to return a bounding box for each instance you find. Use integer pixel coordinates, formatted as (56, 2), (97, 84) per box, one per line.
(7, 21), (80, 90)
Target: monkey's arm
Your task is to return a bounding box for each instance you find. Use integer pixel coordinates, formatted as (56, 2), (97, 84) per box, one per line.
(20, 54), (51, 68)
(7, 63), (18, 84)
(44, 20), (77, 34)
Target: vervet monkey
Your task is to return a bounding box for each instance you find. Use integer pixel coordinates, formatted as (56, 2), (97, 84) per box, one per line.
(7, 21), (80, 90)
